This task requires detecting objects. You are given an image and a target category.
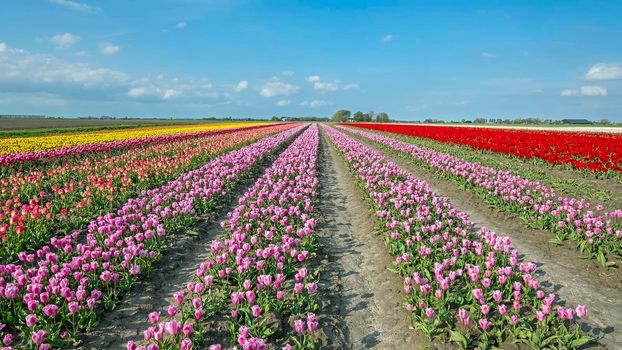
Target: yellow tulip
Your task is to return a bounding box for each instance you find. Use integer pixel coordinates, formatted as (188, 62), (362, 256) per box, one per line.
(0, 122), (273, 154)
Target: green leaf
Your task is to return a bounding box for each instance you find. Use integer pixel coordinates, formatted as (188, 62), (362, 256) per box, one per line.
(449, 330), (468, 349)
(597, 251), (607, 267)
(571, 336), (592, 348)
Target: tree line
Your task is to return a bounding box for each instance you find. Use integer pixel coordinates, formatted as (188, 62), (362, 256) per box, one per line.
(331, 109), (390, 123)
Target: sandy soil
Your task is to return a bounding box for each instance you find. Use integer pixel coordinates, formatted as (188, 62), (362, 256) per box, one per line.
(314, 130), (454, 350)
(348, 132), (622, 349)
(389, 123), (622, 134)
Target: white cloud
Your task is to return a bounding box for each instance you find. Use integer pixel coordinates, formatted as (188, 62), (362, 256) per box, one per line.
(560, 86), (608, 97)
(481, 52), (496, 58)
(382, 34), (393, 42)
(0, 48), (129, 87)
(306, 75), (358, 92)
(52, 33), (80, 49)
(100, 42), (120, 55)
(300, 100), (330, 108)
(0, 42), (6, 54)
(127, 87), (181, 100)
(276, 99), (290, 106)
(281, 70), (294, 77)
(0, 44), (233, 104)
(176, 22), (187, 29)
(233, 80), (248, 92)
(585, 63), (622, 81)
(49, 0), (98, 13)
(259, 79), (299, 97)
(313, 81), (339, 92)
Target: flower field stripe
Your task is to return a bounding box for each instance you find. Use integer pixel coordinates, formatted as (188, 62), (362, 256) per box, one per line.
(0, 124), (294, 262)
(0, 125), (305, 349)
(342, 123), (622, 175)
(323, 125), (590, 349)
(0, 122), (275, 157)
(127, 124), (320, 350)
(339, 125), (622, 266)
(0, 123), (281, 167)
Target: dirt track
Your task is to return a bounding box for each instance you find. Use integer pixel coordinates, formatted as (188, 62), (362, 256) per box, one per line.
(314, 130), (454, 349)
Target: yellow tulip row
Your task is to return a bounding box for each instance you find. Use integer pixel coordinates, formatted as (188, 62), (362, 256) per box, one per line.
(0, 122), (272, 154)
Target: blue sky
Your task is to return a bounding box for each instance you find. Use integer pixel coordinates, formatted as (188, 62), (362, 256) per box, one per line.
(1, 0), (621, 120)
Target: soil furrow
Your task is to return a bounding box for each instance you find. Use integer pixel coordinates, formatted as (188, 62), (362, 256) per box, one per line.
(315, 128), (453, 349)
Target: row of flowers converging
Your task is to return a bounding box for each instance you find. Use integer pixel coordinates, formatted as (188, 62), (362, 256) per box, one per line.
(0, 124), (293, 262)
(126, 124), (321, 350)
(0, 123), (278, 167)
(338, 125), (622, 265)
(341, 123), (622, 174)
(0, 125), (304, 349)
(323, 125), (590, 349)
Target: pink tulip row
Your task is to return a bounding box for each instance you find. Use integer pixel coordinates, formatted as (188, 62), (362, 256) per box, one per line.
(323, 125), (590, 349)
(338, 125), (622, 265)
(127, 124), (320, 350)
(0, 124), (294, 261)
(0, 125), (304, 349)
(0, 124), (283, 167)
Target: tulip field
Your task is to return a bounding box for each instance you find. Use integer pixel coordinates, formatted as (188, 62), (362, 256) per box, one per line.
(0, 121), (620, 349)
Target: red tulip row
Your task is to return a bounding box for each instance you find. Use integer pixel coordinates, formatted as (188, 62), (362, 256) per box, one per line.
(343, 123), (622, 175)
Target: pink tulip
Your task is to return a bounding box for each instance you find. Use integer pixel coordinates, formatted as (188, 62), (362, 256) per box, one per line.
(425, 307), (435, 319)
(576, 305), (588, 318)
(294, 319), (305, 334)
(251, 305), (261, 318)
(148, 312), (159, 324)
(26, 314), (37, 328)
(42, 304), (59, 317)
(31, 330), (47, 345)
(180, 339), (192, 350)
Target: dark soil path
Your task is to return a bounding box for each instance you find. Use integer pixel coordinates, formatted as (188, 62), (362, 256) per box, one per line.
(314, 129), (454, 349)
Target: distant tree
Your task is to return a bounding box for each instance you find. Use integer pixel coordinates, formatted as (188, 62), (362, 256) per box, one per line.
(331, 109), (351, 122)
(353, 111), (365, 122)
(424, 118), (434, 123)
(367, 111), (375, 121)
(271, 116), (280, 121)
(362, 113), (372, 122)
(375, 112), (390, 123)
(599, 118), (611, 125)
(474, 118), (487, 124)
